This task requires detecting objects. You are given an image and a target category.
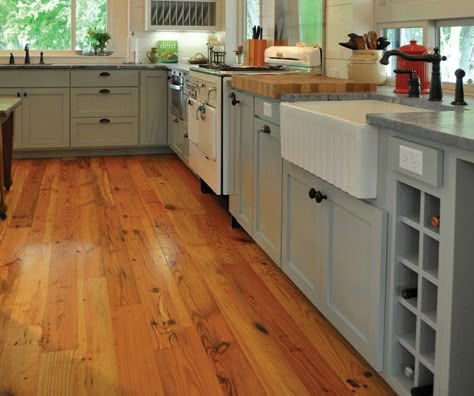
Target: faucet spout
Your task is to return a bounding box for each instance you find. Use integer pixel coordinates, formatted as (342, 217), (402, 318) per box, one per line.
(380, 47), (447, 101)
(24, 43), (30, 65)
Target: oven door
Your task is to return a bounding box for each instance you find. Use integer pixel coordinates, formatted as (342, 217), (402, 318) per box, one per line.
(168, 83), (185, 120)
(187, 98), (217, 160)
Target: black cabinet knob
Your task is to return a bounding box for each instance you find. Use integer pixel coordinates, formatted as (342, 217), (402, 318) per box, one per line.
(259, 125), (271, 134)
(308, 188), (327, 203)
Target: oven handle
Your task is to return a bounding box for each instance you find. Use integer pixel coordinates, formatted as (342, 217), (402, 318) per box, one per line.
(168, 83), (183, 91)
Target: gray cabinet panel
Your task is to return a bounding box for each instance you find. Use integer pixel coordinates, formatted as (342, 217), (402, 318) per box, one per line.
(322, 186), (387, 371)
(253, 118), (282, 265)
(140, 70), (168, 146)
(229, 90), (254, 235)
(23, 88), (70, 149)
(282, 161), (324, 306)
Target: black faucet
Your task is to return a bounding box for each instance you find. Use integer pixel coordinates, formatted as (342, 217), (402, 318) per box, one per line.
(380, 47), (447, 101)
(24, 43), (30, 64)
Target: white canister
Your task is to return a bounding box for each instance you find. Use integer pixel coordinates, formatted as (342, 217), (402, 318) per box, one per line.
(347, 50), (387, 85)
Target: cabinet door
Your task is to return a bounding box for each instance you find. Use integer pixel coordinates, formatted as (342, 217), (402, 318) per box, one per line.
(229, 90), (254, 235)
(23, 88), (70, 149)
(253, 118), (282, 265)
(0, 89), (22, 149)
(282, 161), (324, 307)
(321, 185), (387, 371)
(140, 70), (167, 146)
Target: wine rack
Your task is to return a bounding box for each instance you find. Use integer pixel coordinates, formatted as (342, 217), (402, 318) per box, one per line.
(393, 181), (440, 394)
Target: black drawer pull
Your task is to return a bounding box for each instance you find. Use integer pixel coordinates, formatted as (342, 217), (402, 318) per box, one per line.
(17, 92), (21, 97)
(99, 118), (111, 124)
(99, 72), (111, 77)
(23, 92), (28, 97)
(99, 89), (111, 94)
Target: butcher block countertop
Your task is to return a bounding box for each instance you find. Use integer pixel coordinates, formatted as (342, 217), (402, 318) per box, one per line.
(231, 74), (377, 99)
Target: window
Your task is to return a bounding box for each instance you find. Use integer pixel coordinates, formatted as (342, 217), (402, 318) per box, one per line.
(436, 19), (474, 84)
(246, 0), (261, 39)
(0, 0), (107, 51)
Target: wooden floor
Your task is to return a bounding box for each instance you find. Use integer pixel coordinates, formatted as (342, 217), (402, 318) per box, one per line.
(0, 155), (395, 396)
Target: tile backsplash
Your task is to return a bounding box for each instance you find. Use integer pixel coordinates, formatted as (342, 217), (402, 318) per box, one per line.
(132, 31), (223, 64)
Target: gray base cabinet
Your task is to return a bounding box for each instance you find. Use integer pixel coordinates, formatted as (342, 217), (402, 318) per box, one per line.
(229, 91), (282, 264)
(282, 160), (387, 370)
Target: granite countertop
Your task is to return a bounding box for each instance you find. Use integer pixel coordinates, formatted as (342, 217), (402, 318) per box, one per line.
(0, 97), (22, 121)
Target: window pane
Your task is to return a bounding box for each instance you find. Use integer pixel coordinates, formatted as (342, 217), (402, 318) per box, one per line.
(76, 0), (107, 50)
(438, 25), (474, 84)
(0, 0), (71, 50)
(383, 27), (424, 77)
(247, 0), (260, 39)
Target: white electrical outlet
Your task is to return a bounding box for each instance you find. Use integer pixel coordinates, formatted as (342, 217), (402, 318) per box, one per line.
(399, 145), (423, 175)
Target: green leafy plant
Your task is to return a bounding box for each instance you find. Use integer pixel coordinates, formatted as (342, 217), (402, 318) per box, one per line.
(87, 27), (111, 52)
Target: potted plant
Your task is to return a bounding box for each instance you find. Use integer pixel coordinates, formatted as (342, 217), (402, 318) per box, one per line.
(87, 27), (111, 55)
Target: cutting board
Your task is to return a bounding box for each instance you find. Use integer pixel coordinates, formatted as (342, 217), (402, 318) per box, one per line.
(231, 74), (377, 99)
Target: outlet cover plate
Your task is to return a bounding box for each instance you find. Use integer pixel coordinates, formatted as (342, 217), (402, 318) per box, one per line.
(399, 145), (423, 175)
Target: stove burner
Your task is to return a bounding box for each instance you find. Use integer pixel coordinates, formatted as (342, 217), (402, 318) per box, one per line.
(198, 63), (288, 72)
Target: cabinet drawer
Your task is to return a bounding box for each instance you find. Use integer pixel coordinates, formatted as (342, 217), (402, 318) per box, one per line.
(71, 117), (138, 147)
(71, 87), (139, 117)
(254, 97), (280, 125)
(71, 70), (139, 87)
(390, 137), (443, 188)
(0, 70), (70, 87)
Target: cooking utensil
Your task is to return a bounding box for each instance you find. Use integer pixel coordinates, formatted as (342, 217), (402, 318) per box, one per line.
(376, 37), (390, 50)
(339, 41), (357, 50)
(368, 31), (378, 50)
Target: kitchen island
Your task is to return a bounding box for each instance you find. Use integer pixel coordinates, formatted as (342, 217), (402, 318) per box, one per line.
(0, 96), (21, 219)
(229, 74), (474, 396)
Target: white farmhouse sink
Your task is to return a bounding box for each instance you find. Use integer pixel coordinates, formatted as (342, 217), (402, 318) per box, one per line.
(280, 100), (431, 199)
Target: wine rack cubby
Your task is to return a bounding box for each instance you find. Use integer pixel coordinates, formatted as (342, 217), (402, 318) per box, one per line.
(393, 181), (440, 394)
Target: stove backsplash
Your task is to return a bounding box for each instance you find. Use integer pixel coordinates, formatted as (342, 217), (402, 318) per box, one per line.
(131, 31), (225, 64)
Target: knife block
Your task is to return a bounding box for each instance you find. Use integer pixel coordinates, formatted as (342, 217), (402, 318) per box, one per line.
(248, 39), (267, 66)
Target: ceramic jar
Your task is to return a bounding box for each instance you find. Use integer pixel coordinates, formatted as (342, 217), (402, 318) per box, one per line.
(347, 50), (387, 85)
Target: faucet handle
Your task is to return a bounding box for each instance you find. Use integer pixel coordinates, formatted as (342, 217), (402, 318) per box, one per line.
(432, 47), (448, 62)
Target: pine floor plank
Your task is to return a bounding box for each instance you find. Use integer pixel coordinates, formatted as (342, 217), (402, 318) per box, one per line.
(111, 304), (166, 395)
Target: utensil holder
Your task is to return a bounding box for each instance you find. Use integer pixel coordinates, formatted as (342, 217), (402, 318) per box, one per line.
(248, 39), (267, 66)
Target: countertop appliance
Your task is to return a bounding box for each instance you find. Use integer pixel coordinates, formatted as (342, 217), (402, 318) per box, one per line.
(264, 46), (322, 73)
